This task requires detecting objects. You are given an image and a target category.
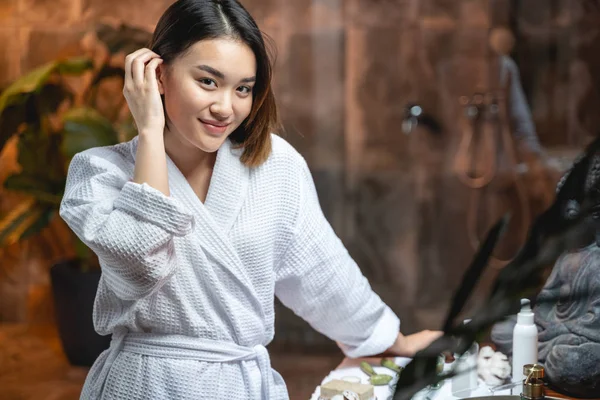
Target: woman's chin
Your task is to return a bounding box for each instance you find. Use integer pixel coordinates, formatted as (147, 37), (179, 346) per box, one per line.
(192, 131), (230, 153)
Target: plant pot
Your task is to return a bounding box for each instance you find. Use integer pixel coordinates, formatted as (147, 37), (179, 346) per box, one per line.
(50, 259), (111, 367)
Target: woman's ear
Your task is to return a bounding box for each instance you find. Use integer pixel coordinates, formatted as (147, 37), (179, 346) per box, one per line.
(157, 63), (165, 95)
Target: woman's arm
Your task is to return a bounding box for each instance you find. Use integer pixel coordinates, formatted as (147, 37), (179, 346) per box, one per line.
(60, 149), (194, 301)
(275, 158), (440, 358)
(60, 48), (194, 301)
(133, 133), (170, 195)
(385, 330), (443, 358)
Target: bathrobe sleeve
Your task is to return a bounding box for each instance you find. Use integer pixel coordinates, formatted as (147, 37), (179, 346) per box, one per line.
(60, 150), (194, 301)
(275, 158), (400, 358)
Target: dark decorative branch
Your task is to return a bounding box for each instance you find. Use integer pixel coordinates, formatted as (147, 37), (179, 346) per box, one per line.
(393, 135), (600, 399)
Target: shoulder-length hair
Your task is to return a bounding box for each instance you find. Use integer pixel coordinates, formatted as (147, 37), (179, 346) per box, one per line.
(150, 0), (279, 167)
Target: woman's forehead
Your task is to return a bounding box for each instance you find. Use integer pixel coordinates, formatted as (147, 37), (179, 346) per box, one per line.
(177, 38), (257, 79)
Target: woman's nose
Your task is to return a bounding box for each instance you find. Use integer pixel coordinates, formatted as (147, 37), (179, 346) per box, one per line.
(210, 92), (233, 119)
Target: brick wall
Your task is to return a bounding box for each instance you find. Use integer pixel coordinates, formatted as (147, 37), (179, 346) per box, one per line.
(0, 0), (493, 334)
(1, 0), (587, 352)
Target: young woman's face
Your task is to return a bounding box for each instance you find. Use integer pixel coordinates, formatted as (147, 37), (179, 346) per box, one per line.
(159, 38), (256, 153)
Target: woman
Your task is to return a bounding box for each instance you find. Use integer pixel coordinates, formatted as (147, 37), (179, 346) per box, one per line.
(60, 0), (441, 398)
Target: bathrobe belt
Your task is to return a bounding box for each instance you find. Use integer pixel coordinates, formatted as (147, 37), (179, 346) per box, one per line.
(91, 328), (274, 399)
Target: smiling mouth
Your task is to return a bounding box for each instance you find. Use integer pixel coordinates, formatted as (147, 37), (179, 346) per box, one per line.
(198, 119), (231, 136)
(199, 119), (230, 128)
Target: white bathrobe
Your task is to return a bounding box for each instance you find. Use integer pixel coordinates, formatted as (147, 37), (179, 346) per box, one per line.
(60, 134), (400, 400)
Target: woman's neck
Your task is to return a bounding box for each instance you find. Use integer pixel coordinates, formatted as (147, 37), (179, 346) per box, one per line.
(162, 128), (217, 177)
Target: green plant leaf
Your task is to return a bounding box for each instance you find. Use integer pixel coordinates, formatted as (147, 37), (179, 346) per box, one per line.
(36, 83), (73, 117)
(55, 57), (94, 75)
(0, 198), (43, 248)
(4, 173), (63, 206)
(0, 105), (27, 152)
(0, 64), (55, 152)
(0, 56), (92, 113)
(16, 127), (65, 187)
(0, 57), (91, 154)
(16, 127), (48, 175)
(61, 107), (119, 160)
(0, 62), (57, 112)
(20, 208), (56, 241)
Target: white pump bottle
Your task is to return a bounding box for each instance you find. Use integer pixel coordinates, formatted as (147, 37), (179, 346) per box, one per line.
(512, 298), (538, 385)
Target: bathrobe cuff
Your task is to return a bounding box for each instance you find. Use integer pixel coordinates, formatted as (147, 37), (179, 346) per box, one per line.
(337, 306), (401, 358)
(114, 181), (195, 236)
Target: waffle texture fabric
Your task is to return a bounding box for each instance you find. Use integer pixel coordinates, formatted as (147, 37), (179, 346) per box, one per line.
(60, 134), (400, 399)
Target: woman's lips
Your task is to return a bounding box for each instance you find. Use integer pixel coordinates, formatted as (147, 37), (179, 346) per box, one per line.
(199, 119), (229, 135)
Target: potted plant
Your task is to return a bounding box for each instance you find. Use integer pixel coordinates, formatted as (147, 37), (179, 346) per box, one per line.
(0, 23), (151, 366)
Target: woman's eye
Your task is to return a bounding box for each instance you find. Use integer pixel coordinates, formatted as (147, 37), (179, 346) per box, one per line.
(198, 78), (216, 87)
(237, 86), (252, 94)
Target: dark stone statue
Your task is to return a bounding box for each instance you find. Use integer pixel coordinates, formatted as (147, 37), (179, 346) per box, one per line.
(491, 243), (600, 397)
(535, 245), (600, 397)
(491, 163), (600, 398)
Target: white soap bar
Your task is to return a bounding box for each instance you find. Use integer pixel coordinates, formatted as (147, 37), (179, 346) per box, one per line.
(320, 379), (374, 400)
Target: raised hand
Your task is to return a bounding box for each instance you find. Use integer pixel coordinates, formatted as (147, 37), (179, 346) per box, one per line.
(123, 48), (165, 137)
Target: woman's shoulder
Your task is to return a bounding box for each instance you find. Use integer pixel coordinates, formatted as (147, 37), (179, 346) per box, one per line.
(68, 138), (137, 178)
(250, 134), (310, 211)
(247, 135), (313, 206)
(78, 136), (136, 161)
(263, 133), (308, 173)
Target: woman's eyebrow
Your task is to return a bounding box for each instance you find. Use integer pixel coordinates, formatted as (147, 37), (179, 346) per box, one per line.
(196, 64), (255, 83)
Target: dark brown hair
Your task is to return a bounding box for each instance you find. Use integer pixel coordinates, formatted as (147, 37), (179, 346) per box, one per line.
(150, 0), (278, 167)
